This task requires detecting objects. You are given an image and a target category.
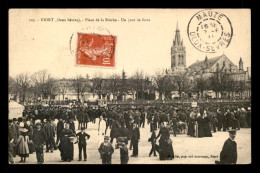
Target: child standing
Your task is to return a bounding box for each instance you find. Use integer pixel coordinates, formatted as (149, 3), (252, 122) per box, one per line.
(149, 127), (157, 157)
(119, 140), (129, 164)
(98, 136), (114, 164)
(16, 128), (30, 163)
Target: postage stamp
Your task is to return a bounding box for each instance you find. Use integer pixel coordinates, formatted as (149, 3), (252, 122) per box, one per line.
(187, 9), (233, 53)
(76, 33), (116, 67)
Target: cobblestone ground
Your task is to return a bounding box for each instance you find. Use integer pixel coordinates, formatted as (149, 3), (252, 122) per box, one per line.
(12, 119), (251, 164)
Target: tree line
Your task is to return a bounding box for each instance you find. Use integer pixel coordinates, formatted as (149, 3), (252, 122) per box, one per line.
(9, 69), (250, 104)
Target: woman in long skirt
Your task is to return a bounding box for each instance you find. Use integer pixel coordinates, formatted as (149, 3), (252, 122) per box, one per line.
(16, 128), (30, 163)
(203, 111), (212, 137)
(58, 123), (75, 162)
(187, 111), (196, 137)
(197, 115), (205, 138)
(156, 122), (174, 160)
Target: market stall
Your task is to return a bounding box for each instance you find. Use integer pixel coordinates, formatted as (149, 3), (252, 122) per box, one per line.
(9, 101), (24, 119)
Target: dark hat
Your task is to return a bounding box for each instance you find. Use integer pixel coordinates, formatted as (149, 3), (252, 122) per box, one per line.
(8, 119), (13, 123)
(228, 129), (237, 135)
(18, 117), (23, 122)
(104, 136), (110, 140)
(81, 127), (85, 130)
(13, 118), (17, 121)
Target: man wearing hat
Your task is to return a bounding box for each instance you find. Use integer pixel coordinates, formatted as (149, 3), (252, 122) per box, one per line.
(56, 117), (64, 146)
(216, 129), (237, 164)
(130, 122), (140, 157)
(43, 118), (55, 153)
(11, 118), (20, 145)
(33, 122), (46, 164)
(76, 127), (90, 161)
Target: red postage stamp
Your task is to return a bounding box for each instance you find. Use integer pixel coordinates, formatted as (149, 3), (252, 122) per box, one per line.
(76, 33), (116, 67)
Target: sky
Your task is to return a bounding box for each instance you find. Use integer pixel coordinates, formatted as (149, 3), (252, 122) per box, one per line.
(9, 9), (251, 79)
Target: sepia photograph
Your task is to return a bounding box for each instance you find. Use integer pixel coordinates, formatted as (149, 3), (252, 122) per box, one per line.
(8, 9), (251, 164)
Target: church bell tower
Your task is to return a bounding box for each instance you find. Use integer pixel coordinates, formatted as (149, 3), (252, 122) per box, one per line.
(171, 22), (186, 71)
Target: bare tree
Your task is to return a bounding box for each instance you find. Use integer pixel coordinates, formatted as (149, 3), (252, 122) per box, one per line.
(129, 70), (145, 100)
(153, 70), (175, 100)
(31, 70), (57, 101)
(118, 69), (128, 100)
(9, 76), (19, 100)
(91, 72), (104, 99)
(103, 73), (121, 99)
(14, 73), (31, 103)
(72, 75), (91, 102)
(173, 71), (192, 98)
(59, 82), (70, 100)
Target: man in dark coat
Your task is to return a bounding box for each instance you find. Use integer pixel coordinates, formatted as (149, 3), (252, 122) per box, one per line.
(130, 123), (140, 157)
(234, 109), (240, 130)
(110, 120), (120, 144)
(134, 110), (141, 127)
(140, 110), (145, 128)
(43, 119), (55, 152)
(171, 117), (178, 137)
(246, 107), (251, 128)
(76, 127), (90, 161)
(216, 129), (237, 164)
(56, 117), (64, 146)
(11, 118), (20, 145)
(119, 123), (129, 144)
(217, 108), (223, 131)
(33, 122), (46, 164)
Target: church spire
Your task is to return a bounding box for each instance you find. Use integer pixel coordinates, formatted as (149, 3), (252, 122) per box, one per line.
(175, 21), (181, 45)
(171, 21), (186, 71)
(205, 55), (209, 68)
(205, 55), (208, 62)
(239, 57), (243, 71)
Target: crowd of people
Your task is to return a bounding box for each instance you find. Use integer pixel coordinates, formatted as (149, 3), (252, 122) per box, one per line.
(8, 102), (251, 164)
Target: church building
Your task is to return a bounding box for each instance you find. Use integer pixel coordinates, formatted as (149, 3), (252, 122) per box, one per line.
(169, 23), (251, 99)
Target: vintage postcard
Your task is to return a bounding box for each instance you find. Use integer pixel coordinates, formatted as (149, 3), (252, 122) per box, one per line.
(8, 9), (251, 164)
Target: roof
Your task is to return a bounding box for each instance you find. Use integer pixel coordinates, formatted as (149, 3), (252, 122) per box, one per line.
(188, 54), (226, 71)
(9, 101), (24, 109)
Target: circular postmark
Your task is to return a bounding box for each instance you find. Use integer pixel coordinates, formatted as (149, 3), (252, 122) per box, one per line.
(70, 26), (116, 67)
(187, 9), (233, 53)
